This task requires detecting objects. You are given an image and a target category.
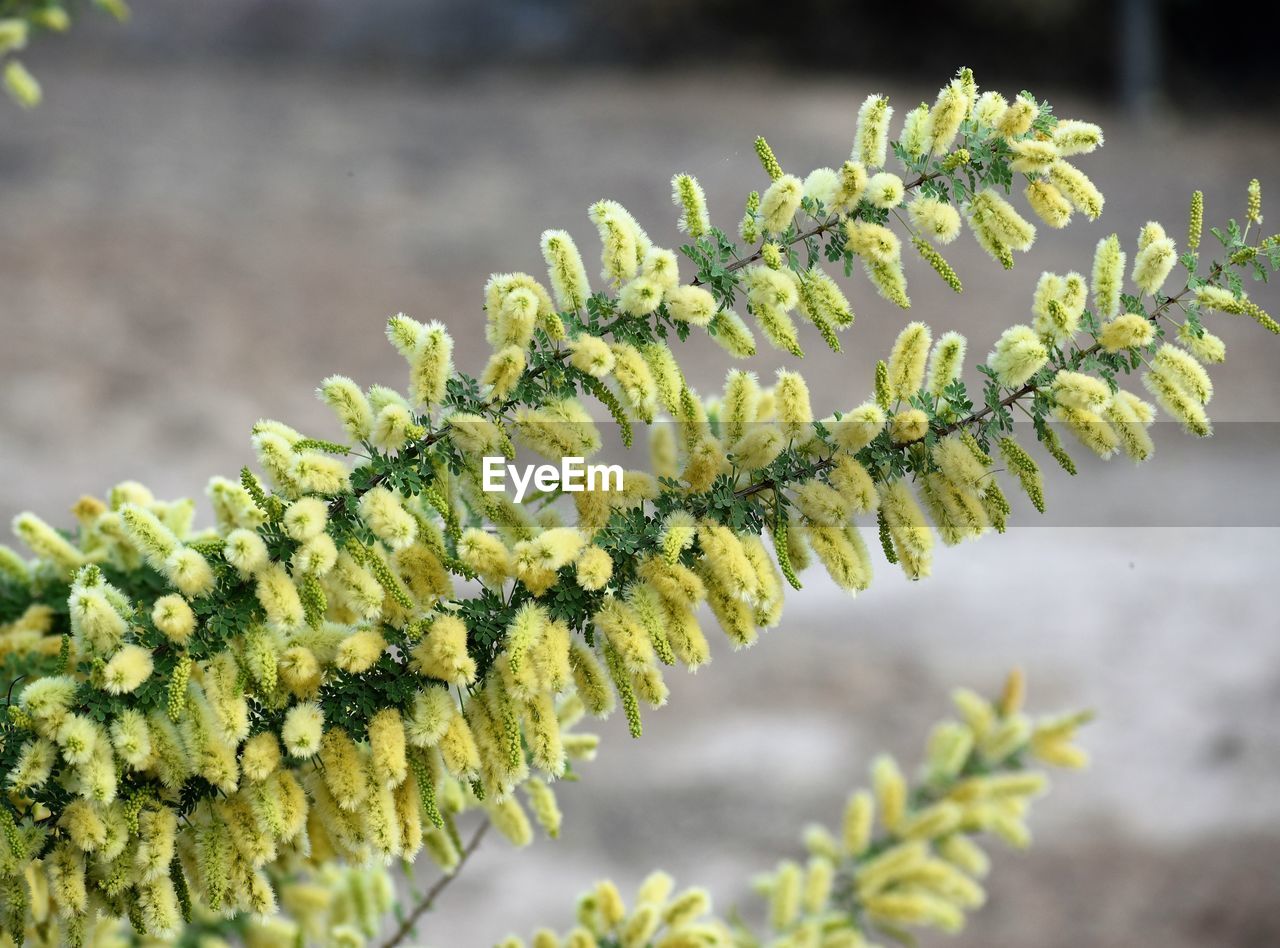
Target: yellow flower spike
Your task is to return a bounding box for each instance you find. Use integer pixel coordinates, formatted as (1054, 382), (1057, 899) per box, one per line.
(866, 171), (905, 210)
(695, 521), (758, 601)
(1131, 222), (1177, 295)
(1025, 179), (1073, 229)
(829, 402), (885, 453)
(854, 840), (929, 898)
(0, 18), (30, 53)
(438, 712), (481, 779)
(844, 220), (900, 265)
(1187, 190), (1204, 250)
(1247, 178), (1262, 224)
(102, 644), (153, 695)
(333, 626), (385, 674)
(1051, 370), (1111, 412)
(671, 173), (711, 238)
(575, 545), (614, 591)
(525, 777), (562, 839)
(774, 369), (813, 439)
(802, 856), (834, 915)
(803, 166), (839, 209)
(1008, 138), (1059, 175)
(1105, 391), (1156, 462)
(863, 891), (964, 934)
(1052, 119), (1104, 156)
(402, 688), (454, 751)
(590, 199), (647, 285)
(879, 480), (934, 579)
(998, 667), (1026, 716)
(1177, 322), (1226, 363)
(367, 708), (408, 787)
(827, 455), (878, 515)
(937, 834), (991, 879)
(909, 195), (962, 246)
(596, 879), (628, 929)
(1152, 344), (1212, 404)
(987, 324), (1048, 388)
(541, 230), (592, 312)
(854, 94), (893, 169)
(663, 887), (712, 928)
(730, 426), (784, 472)
(889, 409), (929, 445)
(317, 375), (373, 441)
(760, 174), (804, 235)
(996, 92), (1037, 137)
(912, 237), (963, 293)
(280, 702), (323, 759)
(967, 189), (1036, 263)
(887, 322), (932, 401)
(972, 90), (1007, 127)
(570, 640), (615, 717)
(3, 60), (41, 109)
(1143, 366), (1212, 436)
(643, 246), (681, 290)
(488, 794), (534, 848)
(637, 870), (675, 906)
(871, 754), (907, 834)
(523, 691), (565, 776)
(622, 903), (661, 947)
(769, 860), (802, 931)
(1098, 312), (1156, 352)
(899, 103), (932, 159)
(1031, 271), (1087, 344)
(1030, 733), (1090, 769)
(411, 615), (477, 686)
(926, 79), (962, 155)
(805, 524), (873, 594)
(1048, 160), (1105, 221)
(739, 190), (761, 244)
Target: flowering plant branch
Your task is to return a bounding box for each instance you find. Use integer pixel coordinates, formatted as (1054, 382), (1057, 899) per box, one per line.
(1, 64), (1276, 946)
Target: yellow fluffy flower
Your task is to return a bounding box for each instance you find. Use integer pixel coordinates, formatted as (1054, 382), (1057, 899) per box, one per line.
(854, 94), (894, 168)
(102, 644), (154, 694)
(760, 174), (804, 234)
(411, 615), (477, 686)
(282, 702), (324, 758)
(908, 196), (962, 245)
(887, 322), (932, 401)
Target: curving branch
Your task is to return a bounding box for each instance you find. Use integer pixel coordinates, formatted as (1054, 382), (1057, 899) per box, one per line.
(380, 820), (492, 948)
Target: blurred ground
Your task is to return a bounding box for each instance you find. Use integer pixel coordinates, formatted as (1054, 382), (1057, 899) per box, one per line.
(2, 50), (1279, 948)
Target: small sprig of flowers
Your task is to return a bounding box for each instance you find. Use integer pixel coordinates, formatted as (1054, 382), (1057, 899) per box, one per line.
(499, 671), (1089, 948)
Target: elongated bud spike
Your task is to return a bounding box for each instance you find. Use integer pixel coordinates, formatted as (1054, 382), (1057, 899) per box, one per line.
(1247, 178), (1262, 225)
(754, 136), (783, 181)
(1188, 190), (1203, 250)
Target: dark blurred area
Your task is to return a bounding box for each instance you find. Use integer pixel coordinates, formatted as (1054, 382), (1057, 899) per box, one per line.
(43, 0), (1262, 115)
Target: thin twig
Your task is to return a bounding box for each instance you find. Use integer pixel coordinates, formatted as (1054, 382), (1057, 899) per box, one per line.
(379, 820), (491, 948)
(693, 170), (941, 286)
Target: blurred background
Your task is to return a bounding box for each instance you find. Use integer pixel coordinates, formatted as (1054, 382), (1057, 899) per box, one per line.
(3, 1), (1279, 945)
